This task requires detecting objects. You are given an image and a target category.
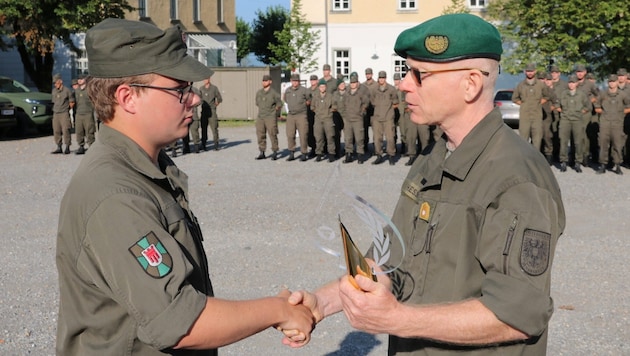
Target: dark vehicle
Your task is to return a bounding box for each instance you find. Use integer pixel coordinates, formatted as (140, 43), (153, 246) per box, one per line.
(493, 89), (519, 129)
(0, 76), (53, 132)
(0, 95), (17, 135)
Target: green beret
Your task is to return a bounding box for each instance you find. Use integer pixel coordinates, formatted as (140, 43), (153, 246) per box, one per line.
(86, 18), (213, 81)
(318, 78), (327, 85)
(337, 78), (345, 86)
(394, 14), (502, 62)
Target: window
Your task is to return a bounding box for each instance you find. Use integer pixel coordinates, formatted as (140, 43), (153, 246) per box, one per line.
(332, 0), (350, 11)
(217, 0), (225, 24)
(193, 0), (201, 22)
(334, 49), (350, 78)
(393, 58), (407, 80)
(398, 0), (416, 10)
(468, 0), (486, 8)
(75, 51), (89, 77)
(138, 0), (148, 18)
(170, 0), (178, 21)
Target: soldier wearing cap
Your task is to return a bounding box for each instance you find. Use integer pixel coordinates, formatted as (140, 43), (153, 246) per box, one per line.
(285, 13), (565, 356)
(541, 72), (558, 163)
(306, 74), (319, 157)
(50, 74), (75, 154)
(255, 74), (282, 160)
(512, 63), (550, 151)
(73, 74), (96, 155)
(370, 70), (398, 165)
(617, 68), (630, 166)
(392, 73), (406, 154)
(549, 65), (568, 161)
(311, 78), (336, 161)
(594, 74), (630, 174)
(362, 68), (377, 154)
(341, 72), (369, 163)
(198, 75), (223, 151)
(56, 19), (314, 355)
(322, 64), (337, 95)
(556, 74), (591, 172)
(332, 74), (346, 158)
(283, 73), (311, 161)
(574, 63), (599, 166)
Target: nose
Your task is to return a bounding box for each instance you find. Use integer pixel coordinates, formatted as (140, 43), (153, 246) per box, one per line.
(399, 73), (415, 92)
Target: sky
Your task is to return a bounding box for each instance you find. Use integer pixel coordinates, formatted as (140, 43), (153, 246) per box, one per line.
(235, 0), (290, 24)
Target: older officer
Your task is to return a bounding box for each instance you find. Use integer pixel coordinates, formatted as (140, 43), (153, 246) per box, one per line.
(595, 74), (630, 174)
(50, 74), (75, 154)
(285, 13), (565, 356)
(512, 63), (550, 150)
(370, 70), (398, 165)
(283, 73), (311, 161)
(341, 72), (369, 163)
(556, 74), (591, 172)
(255, 74), (282, 160)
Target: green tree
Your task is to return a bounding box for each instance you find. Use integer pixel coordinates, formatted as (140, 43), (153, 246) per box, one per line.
(250, 5), (288, 65)
(442, 0), (470, 14)
(487, 0), (630, 77)
(269, 0), (321, 73)
(0, 0), (133, 92)
(235, 17), (251, 64)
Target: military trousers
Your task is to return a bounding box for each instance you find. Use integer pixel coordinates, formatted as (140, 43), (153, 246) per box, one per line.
(314, 117), (335, 155)
(189, 119), (202, 146)
(519, 116), (543, 151)
(52, 112), (72, 146)
(342, 119), (365, 155)
(372, 118), (396, 156)
(598, 119), (624, 165)
(582, 111), (598, 162)
(405, 121), (430, 157)
(559, 119), (584, 163)
(204, 107), (219, 145)
(285, 112), (309, 154)
(256, 117), (279, 152)
(75, 112), (96, 147)
(542, 113), (554, 156)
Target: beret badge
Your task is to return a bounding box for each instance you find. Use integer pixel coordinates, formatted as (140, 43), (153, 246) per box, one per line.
(424, 35), (449, 55)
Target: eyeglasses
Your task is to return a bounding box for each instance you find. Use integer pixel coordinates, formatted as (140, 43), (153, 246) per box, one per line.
(405, 65), (490, 85)
(129, 82), (194, 103)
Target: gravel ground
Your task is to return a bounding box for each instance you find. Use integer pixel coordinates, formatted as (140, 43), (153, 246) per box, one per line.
(0, 124), (628, 355)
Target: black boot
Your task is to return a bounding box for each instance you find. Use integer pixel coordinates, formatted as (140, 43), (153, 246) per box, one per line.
(328, 154), (335, 162)
(51, 145), (62, 154)
(596, 164), (606, 174)
(574, 162), (582, 173)
(545, 155), (552, 165)
(271, 151), (278, 160)
(300, 153), (308, 161)
(287, 151), (295, 161)
(64, 145), (71, 154)
(200, 141), (206, 151)
(214, 142), (219, 151)
(358, 154), (365, 164)
(614, 164), (623, 175)
(255, 151), (266, 160)
(372, 155), (385, 165)
(405, 156), (416, 166)
(343, 153), (353, 164)
(315, 154), (324, 162)
(560, 162), (567, 172)
(388, 155), (395, 166)
(193, 145), (200, 154)
(76, 145), (86, 155)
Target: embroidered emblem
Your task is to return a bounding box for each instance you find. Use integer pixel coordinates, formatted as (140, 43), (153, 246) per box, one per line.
(424, 35), (449, 55)
(520, 229), (550, 276)
(419, 202), (431, 222)
(129, 231), (173, 278)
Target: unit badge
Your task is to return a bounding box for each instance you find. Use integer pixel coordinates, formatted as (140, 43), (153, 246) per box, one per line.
(424, 35), (449, 55)
(520, 229), (550, 276)
(129, 231), (173, 278)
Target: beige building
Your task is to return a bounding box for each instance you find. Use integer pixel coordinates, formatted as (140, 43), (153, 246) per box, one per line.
(300, 0), (489, 81)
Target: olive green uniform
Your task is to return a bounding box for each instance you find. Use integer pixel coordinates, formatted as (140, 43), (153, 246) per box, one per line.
(370, 83), (398, 156)
(73, 86), (96, 148)
(199, 84), (222, 150)
(284, 85), (311, 155)
(400, 89), (430, 158)
(362, 79), (377, 152)
(311, 91), (336, 156)
(342, 86), (368, 156)
(576, 79), (599, 163)
(557, 89), (590, 164)
(255, 87), (282, 153)
(541, 87), (557, 158)
(387, 108), (565, 355)
(52, 85), (75, 147)
(56, 125), (215, 355)
(596, 89), (630, 166)
(512, 79), (549, 150)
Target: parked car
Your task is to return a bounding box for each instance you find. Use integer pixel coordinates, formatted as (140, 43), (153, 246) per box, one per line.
(0, 76), (53, 132)
(0, 95), (17, 135)
(493, 89), (519, 129)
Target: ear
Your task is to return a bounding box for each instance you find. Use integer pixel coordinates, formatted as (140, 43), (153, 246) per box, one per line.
(115, 84), (139, 115)
(462, 70), (484, 102)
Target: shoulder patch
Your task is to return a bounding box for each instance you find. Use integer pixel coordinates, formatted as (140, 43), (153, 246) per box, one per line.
(520, 229), (550, 276)
(129, 231), (173, 278)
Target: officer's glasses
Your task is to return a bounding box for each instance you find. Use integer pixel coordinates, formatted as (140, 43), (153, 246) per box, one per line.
(129, 82), (194, 103)
(405, 65), (489, 85)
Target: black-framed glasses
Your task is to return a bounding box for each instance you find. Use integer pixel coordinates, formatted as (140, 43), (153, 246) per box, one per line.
(405, 65), (490, 85)
(129, 82), (194, 103)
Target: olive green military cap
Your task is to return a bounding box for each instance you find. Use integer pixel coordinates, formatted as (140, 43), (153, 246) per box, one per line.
(568, 74), (578, 83)
(52, 74), (62, 83)
(71, 79), (78, 85)
(310, 74), (318, 80)
(394, 13), (502, 62)
(393, 73), (401, 80)
(365, 68), (373, 74)
(323, 64), (331, 70)
(262, 74), (272, 81)
(378, 71), (387, 78)
(586, 73), (595, 80)
(290, 73), (300, 81)
(349, 72), (359, 83)
(550, 65), (560, 73)
(86, 18), (213, 82)
(525, 63), (536, 71)
(545, 73), (552, 80)
(575, 64), (587, 72)
(608, 74), (618, 82)
(617, 68), (627, 76)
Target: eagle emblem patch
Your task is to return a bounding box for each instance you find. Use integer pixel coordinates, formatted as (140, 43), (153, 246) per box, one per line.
(425, 35), (449, 55)
(129, 231), (173, 278)
(520, 229), (550, 276)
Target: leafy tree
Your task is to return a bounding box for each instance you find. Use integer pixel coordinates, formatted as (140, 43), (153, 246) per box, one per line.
(487, 0), (630, 77)
(235, 17), (251, 64)
(0, 0), (133, 92)
(269, 0), (321, 73)
(250, 5), (288, 65)
(442, 0), (470, 14)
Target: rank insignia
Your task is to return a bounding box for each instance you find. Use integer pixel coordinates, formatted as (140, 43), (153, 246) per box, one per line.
(520, 229), (550, 276)
(419, 202), (431, 222)
(129, 231), (172, 278)
(425, 35), (449, 55)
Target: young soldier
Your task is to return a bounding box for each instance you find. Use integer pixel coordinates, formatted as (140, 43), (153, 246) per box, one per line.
(556, 74), (591, 172)
(283, 73), (310, 161)
(255, 75), (282, 160)
(341, 72), (369, 164)
(73, 74), (96, 155)
(595, 74), (630, 174)
(199, 75), (223, 151)
(50, 74), (75, 154)
(311, 78), (336, 162)
(370, 71), (399, 165)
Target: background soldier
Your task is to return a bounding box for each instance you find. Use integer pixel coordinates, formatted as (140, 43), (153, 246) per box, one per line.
(73, 74), (96, 155)
(283, 73), (310, 161)
(199, 75), (223, 151)
(311, 78), (336, 162)
(341, 72), (368, 164)
(370, 71), (398, 165)
(255, 74), (282, 160)
(332, 75), (346, 159)
(595, 74), (630, 174)
(549, 65), (568, 162)
(362, 68), (377, 155)
(574, 64), (599, 167)
(307, 74), (319, 157)
(50, 74), (75, 154)
(556, 74), (591, 173)
(541, 72), (557, 164)
(512, 63), (549, 151)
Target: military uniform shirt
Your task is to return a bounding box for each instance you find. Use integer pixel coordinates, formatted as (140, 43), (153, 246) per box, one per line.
(74, 87), (93, 114)
(344, 89), (368, 122)
(284, 85), (310, 115)
(311, 91), (334, 121)
(200, 84), (222, 117)
(256, 88), (282, 119)
(596, 90), (630, 122)
(387, 108), (565, 355)
(370, 83), (398, 122)
(52, 85), (75, 113)
(56, 125), (215, 355)
(512, 79), (549, 120)
(559, 90), (590, 121)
